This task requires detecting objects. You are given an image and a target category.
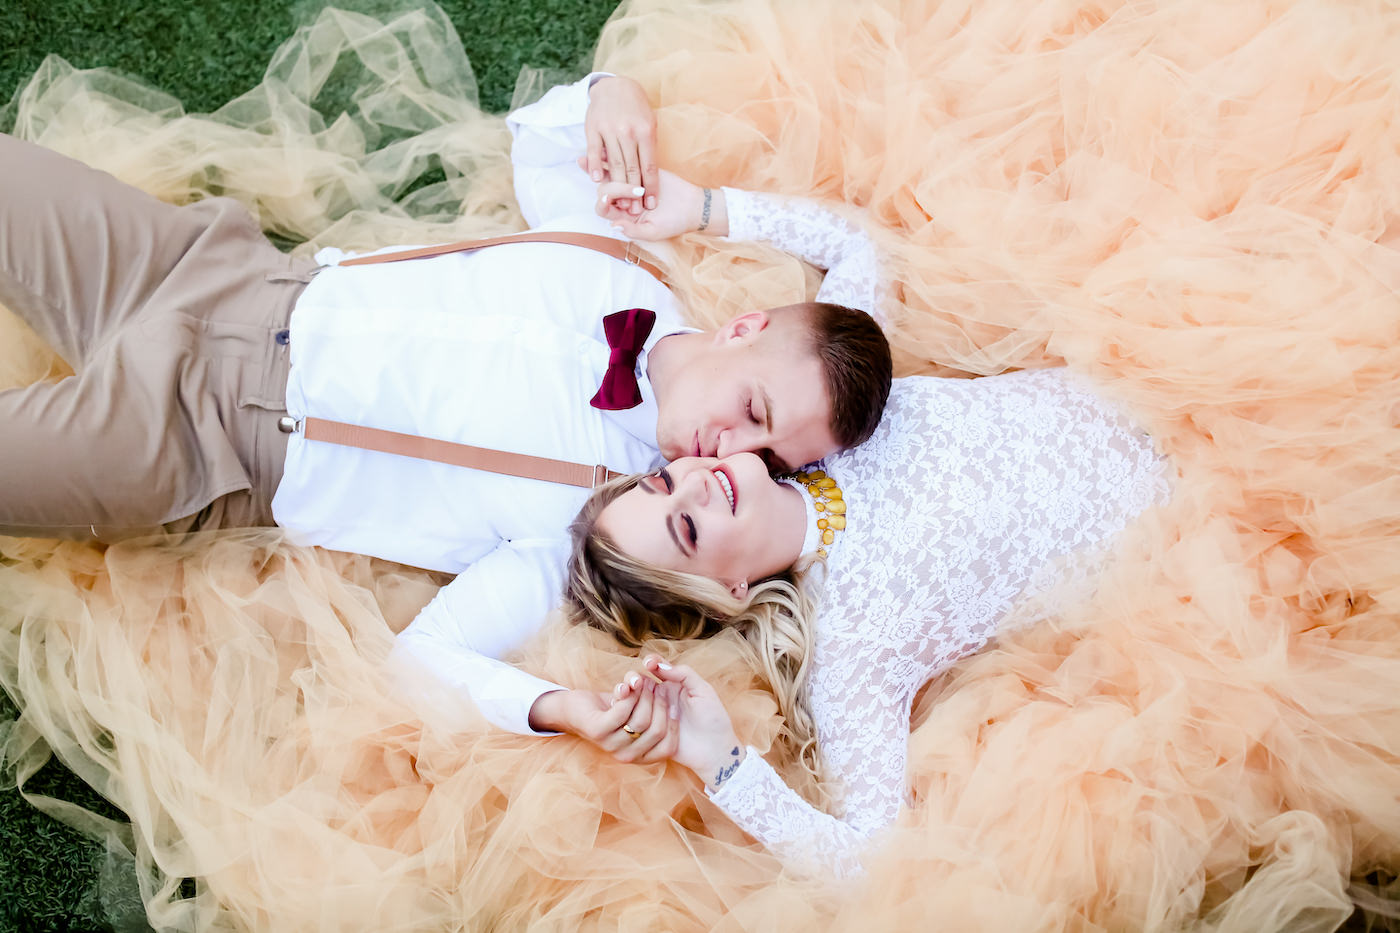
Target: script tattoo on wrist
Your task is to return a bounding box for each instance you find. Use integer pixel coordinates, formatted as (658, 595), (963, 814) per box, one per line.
(711, 746), (741, 790)
(698, 187), (712, 232)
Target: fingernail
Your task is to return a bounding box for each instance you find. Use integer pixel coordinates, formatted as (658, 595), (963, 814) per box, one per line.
(592, 170), (603, 181)
(632, 186), (645, 197)
(646, 196), (656, 210)
(627, 673), (640, 688)
(657, 661), (673, 671)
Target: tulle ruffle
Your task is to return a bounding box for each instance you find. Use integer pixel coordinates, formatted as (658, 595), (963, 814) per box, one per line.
(2, 0), (1399, 929)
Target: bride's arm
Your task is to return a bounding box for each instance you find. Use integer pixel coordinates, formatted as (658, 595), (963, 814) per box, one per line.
(720, 188), (885, 323)
(596, 173), (887, 324)
(626, 656), (910, 878)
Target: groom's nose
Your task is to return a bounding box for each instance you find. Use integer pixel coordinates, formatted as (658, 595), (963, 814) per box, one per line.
(714, 425), (758, 460)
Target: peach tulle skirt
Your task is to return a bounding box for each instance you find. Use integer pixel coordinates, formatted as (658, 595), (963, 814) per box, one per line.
(2, 1), (1398, 929)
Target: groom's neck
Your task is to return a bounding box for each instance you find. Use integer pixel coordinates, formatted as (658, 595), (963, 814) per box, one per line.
(645, 330), (708, 406)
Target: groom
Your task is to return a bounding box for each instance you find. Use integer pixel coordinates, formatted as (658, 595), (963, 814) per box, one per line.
(0, 75), (892, 737)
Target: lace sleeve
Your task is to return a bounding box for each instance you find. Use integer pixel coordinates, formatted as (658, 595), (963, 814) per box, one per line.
(722, 188), (886, 325)
(707, 666), (911, 878)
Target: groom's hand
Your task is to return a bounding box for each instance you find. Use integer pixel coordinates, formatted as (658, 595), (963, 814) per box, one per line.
(585, 75), (658, 212)
(529, 685), (678, 764)
(529, 687), (624, 734)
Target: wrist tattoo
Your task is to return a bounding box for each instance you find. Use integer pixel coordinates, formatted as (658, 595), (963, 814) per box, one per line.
(698, 187), (713, 232)
(711, 746), (741, 790)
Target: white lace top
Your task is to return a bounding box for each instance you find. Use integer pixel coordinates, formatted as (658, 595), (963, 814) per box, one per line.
(708, 370), (1174, 877)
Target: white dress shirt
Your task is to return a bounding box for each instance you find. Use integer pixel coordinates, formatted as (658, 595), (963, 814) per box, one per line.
(273, 74), (681, 733)
(272, 75), (884, 736)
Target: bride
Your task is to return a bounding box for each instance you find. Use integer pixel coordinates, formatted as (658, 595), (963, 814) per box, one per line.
(564, 353), (1174, 877)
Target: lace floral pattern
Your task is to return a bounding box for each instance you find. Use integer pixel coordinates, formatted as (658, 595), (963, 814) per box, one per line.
(724, 189), (886, 323)
(711, 370), (1173, 876)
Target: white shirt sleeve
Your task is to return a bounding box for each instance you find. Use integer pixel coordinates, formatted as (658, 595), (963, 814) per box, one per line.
(507, 72), (613, 227)
(722, 188), (887, 325)
(390, 541), (570, 735)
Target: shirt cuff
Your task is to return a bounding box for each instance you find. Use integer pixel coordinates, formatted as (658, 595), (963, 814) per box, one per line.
(507, 71), (614, 131)
(475, 673), (570, 737)
(387, 636), (568, 737)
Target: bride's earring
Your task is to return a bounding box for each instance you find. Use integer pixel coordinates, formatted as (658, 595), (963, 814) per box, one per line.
(729, 580), (749, 599)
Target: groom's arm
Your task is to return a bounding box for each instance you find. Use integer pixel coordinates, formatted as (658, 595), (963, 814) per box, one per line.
(390, 542), (651, 742)
(390, 542), (570, 735)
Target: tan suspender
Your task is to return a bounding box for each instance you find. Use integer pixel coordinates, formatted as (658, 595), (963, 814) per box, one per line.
(297, 417), (623, 488)
(289, 232), (668, 489)
(339, 230), (669, 284)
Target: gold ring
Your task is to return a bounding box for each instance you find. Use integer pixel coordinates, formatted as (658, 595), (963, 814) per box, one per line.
(622, 725), (638, 736)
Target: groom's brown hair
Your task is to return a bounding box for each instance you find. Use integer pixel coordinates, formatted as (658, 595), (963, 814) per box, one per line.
(797, 301), (892, 450)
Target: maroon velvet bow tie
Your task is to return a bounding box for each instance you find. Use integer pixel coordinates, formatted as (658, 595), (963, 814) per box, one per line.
(590, 307), (657, 411)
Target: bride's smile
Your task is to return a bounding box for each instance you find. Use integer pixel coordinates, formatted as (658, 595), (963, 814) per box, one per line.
(596, 453), (808, 593)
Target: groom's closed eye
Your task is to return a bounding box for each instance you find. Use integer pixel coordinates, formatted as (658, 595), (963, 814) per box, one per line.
(749, 389), (794, 473)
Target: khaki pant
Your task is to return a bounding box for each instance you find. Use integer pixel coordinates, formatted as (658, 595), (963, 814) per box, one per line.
(0, 134), (315, 540)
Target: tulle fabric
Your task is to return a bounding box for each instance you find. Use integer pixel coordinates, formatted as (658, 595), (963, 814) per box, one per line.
(2, 0), (1399, 929)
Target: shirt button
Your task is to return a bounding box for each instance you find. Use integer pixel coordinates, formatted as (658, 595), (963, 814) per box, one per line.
(275, 329), (290, 346)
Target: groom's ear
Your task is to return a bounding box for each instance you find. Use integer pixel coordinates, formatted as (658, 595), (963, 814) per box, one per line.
(715, 310), (770, 345)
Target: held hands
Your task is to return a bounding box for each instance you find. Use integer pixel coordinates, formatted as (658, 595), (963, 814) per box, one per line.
(539, 656), (745, 789)
(583, 75), (728, 240)
(614, 656), (745, 791)
(593, 171), (728, 241)
(532, 683), (679, 765)
(585, 75), (658, 212)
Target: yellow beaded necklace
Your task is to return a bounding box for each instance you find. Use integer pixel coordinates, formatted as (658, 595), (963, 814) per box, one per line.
(793, 469), (848, 557)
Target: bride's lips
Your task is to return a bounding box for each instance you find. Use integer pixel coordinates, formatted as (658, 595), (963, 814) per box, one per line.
(714, 463), (737, 514)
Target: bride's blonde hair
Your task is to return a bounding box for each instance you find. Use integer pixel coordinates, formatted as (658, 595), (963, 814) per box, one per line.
(564, 473), (827, 792)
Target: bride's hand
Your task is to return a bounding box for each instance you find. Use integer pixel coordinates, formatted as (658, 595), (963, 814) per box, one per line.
(593, 171), (728, 241)
(603, 672), (681, 765)
(633, 655), (745, 790)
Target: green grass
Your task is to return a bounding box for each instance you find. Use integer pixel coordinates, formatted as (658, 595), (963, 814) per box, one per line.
(1, 0), (617, 117)
(0, 3), (616, 929)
